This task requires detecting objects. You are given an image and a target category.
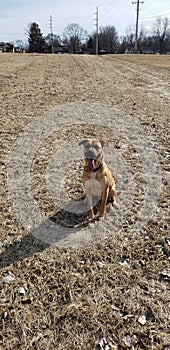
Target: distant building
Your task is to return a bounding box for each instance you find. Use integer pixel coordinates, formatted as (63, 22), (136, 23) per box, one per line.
(0, 42), (13, 53)
(141, 47), (155, 54)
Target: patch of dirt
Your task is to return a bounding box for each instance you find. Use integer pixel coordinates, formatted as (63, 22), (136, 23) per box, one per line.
(0, 54), (169, 349)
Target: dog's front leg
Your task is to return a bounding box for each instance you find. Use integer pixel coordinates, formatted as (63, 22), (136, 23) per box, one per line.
(99, 186), (109, 218)
(84, 182), (94, 219)
(86, 192), (94, 220)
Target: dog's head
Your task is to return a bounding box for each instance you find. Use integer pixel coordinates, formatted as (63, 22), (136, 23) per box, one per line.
(79, 139), (104, 171)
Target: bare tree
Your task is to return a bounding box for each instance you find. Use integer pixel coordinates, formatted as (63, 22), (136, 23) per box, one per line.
(15, 40), (24, 48)
(98, 25), (118, 53)
(152, 17), (170, 53)
(124, 26), (136, 51)
(62, 23), (88, 53)
(138, 25), (148, 51)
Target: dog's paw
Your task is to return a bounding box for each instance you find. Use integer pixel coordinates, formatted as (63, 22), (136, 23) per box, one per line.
(89, 221), (95, 228)
(113, 202), (120, 209)
(99, 216), (105, 221)
(88, 216), (94, 221)
(98, 212), (105, 220)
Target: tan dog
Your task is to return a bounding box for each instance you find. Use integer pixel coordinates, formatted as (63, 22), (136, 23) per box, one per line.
(79, 139), (117, 219)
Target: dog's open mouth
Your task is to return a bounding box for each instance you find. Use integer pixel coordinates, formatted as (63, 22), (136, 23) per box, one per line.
(86, 158), (96, 171)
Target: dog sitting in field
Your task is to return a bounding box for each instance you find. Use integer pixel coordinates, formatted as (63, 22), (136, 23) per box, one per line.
(79, 139), (117, 220)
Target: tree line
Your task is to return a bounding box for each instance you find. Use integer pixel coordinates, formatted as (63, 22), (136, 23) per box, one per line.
(21, 17), (170, 54)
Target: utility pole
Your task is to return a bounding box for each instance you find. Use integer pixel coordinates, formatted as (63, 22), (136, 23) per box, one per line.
(49, 15), (54, 53)
(95, 6), (99, 55)
(132, 0), (144, 53)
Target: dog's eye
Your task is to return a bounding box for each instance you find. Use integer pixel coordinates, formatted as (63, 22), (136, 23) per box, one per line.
(94, 145), (100, 150)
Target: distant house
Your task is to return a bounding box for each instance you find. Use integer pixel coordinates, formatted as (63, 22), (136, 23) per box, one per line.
(53, 46), (69, 54)
(0, 42), (13, 53)
(125, 48), (134, 54)
(13, 46), (25, 53)
(141, 47), (155, 54)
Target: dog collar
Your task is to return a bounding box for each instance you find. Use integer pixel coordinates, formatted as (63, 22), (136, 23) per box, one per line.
(93, 162), (104, 172)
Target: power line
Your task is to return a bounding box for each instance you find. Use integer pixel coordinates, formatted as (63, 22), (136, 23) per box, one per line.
(141, 11), (170, 20)
(100, 0), (129, 22)
(99, 1), (134, 33)
(113, 6), (133, 27)
(99, 0), (121, 20)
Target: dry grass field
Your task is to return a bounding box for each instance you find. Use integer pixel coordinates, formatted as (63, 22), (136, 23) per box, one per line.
(0, 53), (170, 349)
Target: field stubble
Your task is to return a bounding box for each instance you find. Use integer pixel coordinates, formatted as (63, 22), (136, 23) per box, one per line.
(0, 54), (170, 349)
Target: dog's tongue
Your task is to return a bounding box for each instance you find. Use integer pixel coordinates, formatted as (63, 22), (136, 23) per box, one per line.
(87, 159), (95, 171)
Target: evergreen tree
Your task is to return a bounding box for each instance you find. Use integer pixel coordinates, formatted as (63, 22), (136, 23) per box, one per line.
(28, 22), (45, 53)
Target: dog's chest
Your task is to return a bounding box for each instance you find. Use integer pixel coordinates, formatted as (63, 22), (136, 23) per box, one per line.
(88, 171), (98, 179)
(84, 178), (102, 197)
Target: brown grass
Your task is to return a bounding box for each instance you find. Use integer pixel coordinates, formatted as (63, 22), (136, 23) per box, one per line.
(0, 53), (170, 350)
(113, 54), (170, 70)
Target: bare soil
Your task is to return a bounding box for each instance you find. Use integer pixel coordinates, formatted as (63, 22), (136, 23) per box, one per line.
(0, 54), (170, 349)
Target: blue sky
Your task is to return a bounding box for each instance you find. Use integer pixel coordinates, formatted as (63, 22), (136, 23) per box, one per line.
(0, 0), (170, 43)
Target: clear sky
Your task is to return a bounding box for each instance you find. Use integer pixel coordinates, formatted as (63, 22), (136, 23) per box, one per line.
(0, 0), (170, 43)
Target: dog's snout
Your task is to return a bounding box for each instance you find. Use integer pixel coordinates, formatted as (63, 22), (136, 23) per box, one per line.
(86, 149), (95, 159)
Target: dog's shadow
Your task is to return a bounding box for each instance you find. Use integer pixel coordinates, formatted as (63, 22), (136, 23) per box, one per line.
(50, 196), (102, 228)
(0, 197), (102, 269)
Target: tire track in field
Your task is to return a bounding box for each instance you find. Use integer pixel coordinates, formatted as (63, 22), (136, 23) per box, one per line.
(100, 55), (170, 100)
(0, 54), (169, 247)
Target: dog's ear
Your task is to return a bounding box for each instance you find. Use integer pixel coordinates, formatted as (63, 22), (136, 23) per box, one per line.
(78, 140), (88, 146)
(100, 140), (105, 148)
